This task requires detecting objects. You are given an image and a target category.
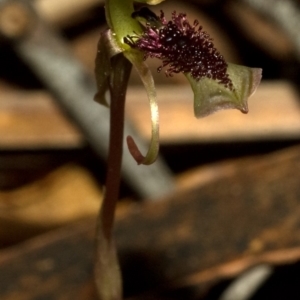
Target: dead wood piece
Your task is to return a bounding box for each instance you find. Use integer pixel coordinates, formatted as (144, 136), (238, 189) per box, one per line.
(0, 89), (83, 149)
(0, 164), (102, 247)
(0, 1), (34, 38)
(225, 1), (294, 59)
(116, 145), (300, 298)
(1, 81), (299, 150)
(126, 81), (300, 143)
(34, 0), (104, 27)
(1, 145), (300, 298)
(0, 219), (97, 300)
(240, 0), (300, 60)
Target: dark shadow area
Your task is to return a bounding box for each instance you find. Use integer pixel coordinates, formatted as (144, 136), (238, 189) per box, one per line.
(161, 140), (300, 174)
(203, 261), (300, 300)
(120, 250), (167, 297)
(0, 46), (43, 89)
(251, 262), (300, 300)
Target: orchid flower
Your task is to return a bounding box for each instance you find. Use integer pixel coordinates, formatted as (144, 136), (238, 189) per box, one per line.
(94, 1), (262, 299)
(95, 0), (262, 166)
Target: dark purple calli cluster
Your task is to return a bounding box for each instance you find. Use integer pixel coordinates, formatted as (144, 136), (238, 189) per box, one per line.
(125, 10), (233, 90)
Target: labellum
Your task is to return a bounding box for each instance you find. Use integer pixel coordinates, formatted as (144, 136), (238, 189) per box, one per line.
(125, 8), (262, 119)
(125, 10), (233, 90)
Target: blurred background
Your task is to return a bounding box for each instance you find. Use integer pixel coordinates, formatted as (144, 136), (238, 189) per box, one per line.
(0, 0), (300, 299)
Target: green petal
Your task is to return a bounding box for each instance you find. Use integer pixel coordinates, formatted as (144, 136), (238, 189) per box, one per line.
(124, 50), (159, 165)
(186, 63), (262, 118)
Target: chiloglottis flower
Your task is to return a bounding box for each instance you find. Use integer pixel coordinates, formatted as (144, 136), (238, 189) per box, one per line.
(95, 0), (262, 165)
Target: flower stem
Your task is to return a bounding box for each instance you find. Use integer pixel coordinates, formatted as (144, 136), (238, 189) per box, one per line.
(101, 53), (132, 239)
(95, 54), (132, 300)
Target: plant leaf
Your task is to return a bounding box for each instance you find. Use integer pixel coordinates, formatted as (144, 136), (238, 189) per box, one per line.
(94, 30), (122, 106)
(186, 63), (262, 118)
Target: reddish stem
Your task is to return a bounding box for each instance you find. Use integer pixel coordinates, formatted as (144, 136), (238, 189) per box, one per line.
(98, 53), (132, 240)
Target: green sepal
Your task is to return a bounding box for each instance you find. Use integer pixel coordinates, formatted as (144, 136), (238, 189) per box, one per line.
(186, 63), (262, 118)
(105, 0), (143, 49)
(124, 50), (159, 165)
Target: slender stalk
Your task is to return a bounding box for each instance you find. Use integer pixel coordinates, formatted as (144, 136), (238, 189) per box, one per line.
(95, 54), (132, 300)
(100, 54), (132, 239)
